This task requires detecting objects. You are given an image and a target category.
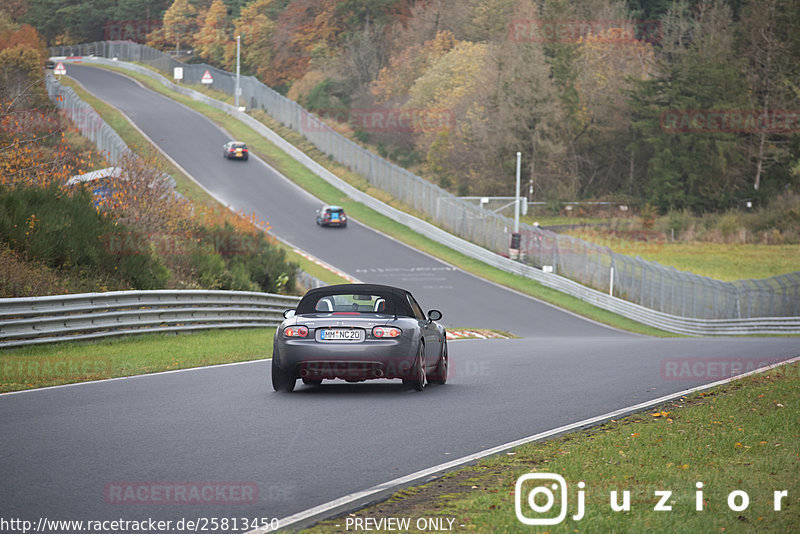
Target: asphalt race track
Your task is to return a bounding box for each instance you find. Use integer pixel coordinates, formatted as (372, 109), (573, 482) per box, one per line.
(0, 64), (797, 530)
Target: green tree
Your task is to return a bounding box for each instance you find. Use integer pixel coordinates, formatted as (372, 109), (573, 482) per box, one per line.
(739, 0), (800, 194)
(629, 1), (750, 212)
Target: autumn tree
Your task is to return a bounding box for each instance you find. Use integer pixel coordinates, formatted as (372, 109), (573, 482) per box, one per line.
(0, 37), (63, 189)
(371, 30), (456, 105)
(573, 23), (656, 196)
(406, 39), (489, 191)
(161, 0), (198, 53)
(196, 0), (231, 66)
(268, 0), (341, 89)
(226, 0), (276, 80)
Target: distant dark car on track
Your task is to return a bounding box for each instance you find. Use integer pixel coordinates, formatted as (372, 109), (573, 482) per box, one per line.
(223, 141), (248, 160)
(272, 284), (447, 392)
(316, 205), (347, 227)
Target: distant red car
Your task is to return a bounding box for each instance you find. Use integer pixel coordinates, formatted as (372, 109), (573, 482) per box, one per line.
(223, 141), (248, 160)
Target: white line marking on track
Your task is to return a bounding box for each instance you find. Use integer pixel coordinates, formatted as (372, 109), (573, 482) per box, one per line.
(257, 355), (800, 532)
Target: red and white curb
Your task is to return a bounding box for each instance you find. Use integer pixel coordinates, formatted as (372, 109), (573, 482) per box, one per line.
(446, 329), (512, 340)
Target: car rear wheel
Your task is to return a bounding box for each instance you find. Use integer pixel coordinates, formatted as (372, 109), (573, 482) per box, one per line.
(428, 341), (448, 385)
(402, 344), (426, 391)
(271, 359), (296, 392)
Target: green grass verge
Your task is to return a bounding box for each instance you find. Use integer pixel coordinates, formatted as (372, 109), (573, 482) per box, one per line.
(0, 328), (275, 393)
(306, 361), (800, 533)
(569, 233), (800, 281)
(82, 63), (674, 337)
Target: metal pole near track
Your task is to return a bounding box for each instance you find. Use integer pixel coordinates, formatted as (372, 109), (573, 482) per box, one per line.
(235, 35), (241, 109)
(514, 151), (521, 233)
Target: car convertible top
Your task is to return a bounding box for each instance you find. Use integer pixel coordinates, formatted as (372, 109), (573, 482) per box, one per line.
(294, 284), (415, 317)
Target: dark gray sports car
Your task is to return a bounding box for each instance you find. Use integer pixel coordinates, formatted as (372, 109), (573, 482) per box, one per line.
(271, 284), (448, 392)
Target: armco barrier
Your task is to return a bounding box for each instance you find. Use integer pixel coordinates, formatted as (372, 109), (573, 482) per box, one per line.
(0, 290), (300, 348)
(49, 56), (800, 336)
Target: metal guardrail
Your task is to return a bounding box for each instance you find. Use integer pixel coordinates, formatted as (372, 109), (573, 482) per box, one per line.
(48, 54), (800, 336)
(45, 73), (131, 165)
(0, 290), (300, 348)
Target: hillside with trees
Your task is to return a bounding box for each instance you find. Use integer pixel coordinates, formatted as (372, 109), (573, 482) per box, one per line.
(0, 12), (297, 297)
(7, 0), (800, 217)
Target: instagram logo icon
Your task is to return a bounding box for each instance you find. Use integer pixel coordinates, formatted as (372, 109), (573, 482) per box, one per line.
(515, 473), (584, 525)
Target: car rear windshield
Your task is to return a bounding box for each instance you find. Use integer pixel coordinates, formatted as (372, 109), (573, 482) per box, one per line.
(298, 292), (396, 315)
(326, 208), (344, 215)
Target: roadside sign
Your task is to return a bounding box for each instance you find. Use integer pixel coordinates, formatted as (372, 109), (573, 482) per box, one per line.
(201, 70), (213, 84)
(173, 67), (183, 80)
(54, 62), (66, 75)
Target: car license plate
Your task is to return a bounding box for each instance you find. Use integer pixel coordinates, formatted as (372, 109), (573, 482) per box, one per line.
(318, 329), (363, 342)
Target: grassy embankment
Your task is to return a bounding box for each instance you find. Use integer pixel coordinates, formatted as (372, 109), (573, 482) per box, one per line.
(0, 328), (275, 393)
(306, 361), (800, 533)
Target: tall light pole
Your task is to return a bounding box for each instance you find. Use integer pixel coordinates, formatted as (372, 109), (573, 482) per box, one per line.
(514, 151), (521, 233)
(235, 34), (241, 109)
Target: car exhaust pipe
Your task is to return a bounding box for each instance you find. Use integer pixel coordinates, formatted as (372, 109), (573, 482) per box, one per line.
(374, 369), (384, 377)
(300, 369), (309, 378)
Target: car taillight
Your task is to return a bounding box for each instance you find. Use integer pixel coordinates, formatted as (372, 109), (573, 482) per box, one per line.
(284, 326), (308, 338)
(373, 326), (401, 338)
(242, 148), (248, 152)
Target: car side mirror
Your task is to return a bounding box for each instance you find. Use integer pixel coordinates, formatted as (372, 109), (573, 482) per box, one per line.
(427, 310), (442, 322)
(283, 309), (296, 319)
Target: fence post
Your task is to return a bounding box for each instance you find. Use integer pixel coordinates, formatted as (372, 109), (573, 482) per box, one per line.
(609, 264), (615, 296)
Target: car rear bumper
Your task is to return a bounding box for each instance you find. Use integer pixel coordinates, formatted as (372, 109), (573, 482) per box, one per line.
(274, 340), (416, 380)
